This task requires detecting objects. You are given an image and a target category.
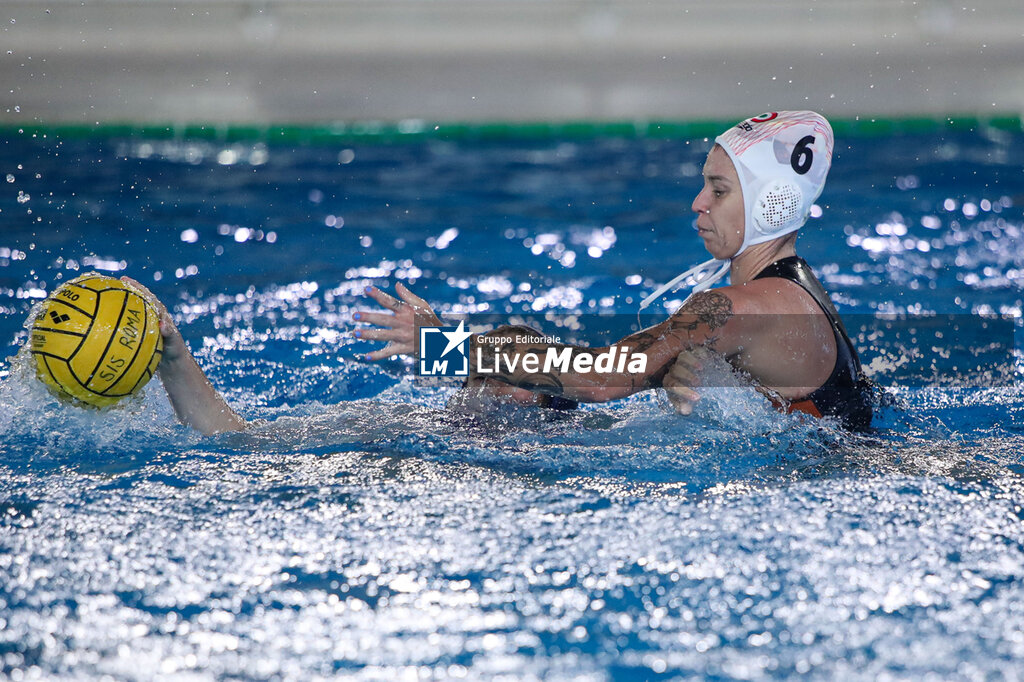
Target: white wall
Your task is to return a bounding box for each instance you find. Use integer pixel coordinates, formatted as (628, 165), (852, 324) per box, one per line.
(2, 0), (1022, 123)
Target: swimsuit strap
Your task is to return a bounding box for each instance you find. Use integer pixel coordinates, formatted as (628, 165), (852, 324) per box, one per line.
(752, 256), (872, 430)
(753, 256), (861, 367)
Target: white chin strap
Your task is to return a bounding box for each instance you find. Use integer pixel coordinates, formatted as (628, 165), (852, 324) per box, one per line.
(638, 257), (730, 311)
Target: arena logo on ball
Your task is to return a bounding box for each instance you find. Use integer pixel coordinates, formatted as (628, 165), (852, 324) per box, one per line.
(418, 321), (472, 376)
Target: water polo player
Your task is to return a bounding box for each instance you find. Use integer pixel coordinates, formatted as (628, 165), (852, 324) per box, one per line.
(360, 111), (873, 430)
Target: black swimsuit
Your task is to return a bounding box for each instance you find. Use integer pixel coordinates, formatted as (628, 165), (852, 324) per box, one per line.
(753, 256), (873, 431)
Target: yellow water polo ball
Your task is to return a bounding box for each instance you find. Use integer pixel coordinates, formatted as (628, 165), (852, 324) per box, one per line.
(29, 273), (164, 408)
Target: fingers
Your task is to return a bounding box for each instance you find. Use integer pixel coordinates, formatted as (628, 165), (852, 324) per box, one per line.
(672, 398), (695, 416)
(154, 311), (175, 336)
(353, 327), (403, 342)
(356, 283), (436, 363)
(663, 371), (699, 399)
(121, 276), (164, 312)
(665, 385), (700, 415)
(356, 286), (404, 361)
(665, 351), (702, 385)
(121, 275), (177, 340)
(667, 364), (697, 386)
(664, 365), (698, 388)
(352, 310), (398, 327)
(364, 348), (393, 361)
(664, 350), (703, 416)
(668, 386), (700, 403)
(673, 349), (702, 372)
(153, 306), (179, 341)
(357, 282), (442, 362)
(395, 282), (429, 308)
(365, 344), (412, 361)
(365, 286), (402, 312)
(120, 275), (147, 295)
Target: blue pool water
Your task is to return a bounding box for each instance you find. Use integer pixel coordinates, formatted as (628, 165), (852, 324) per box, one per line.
(1, 123), (1023, 679)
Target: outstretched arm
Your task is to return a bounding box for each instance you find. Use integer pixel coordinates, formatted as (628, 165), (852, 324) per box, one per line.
(357, 283), (738, 405)
(122, 277), (246, 435)
(452, 290), (737, 403)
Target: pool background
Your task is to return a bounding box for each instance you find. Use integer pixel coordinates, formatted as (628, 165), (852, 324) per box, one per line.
(1, 121), (1023, 679)
(5, 0), (1024, 124)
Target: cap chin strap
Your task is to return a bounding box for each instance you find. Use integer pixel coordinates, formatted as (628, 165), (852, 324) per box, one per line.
(639, 178), (808, 313)
(638, 257), (730, 311)
(638, 206), (805, 313)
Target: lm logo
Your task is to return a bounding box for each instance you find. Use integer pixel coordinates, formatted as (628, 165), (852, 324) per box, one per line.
(418, 321), (472, 376)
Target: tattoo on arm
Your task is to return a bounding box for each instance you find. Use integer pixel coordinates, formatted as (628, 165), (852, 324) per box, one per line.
(466, 295), (733, 399)
(667, 291), (734, 348)
(616, 332), (663, 390)
(672, 291), (734, 331)
(618, 291), (735, 389)
(626, 331), (660, 354)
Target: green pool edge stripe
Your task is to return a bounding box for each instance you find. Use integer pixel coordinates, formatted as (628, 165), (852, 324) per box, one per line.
(2, 115), (1021, 142)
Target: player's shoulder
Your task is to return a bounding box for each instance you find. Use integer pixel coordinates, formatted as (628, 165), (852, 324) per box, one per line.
(679, 283), (764, 317)
(662, 287), (754, 343)
(668, 282), (805, 338)
(703, 278), (814, 316)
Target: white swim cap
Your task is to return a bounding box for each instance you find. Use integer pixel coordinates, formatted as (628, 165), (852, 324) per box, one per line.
(639, 111), (834, 311)
(715, 110), (834, 257)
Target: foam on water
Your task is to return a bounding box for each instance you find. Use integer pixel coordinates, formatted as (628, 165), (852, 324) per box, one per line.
(0, 349), (184, 456)
(1, 341), (825, 483)
(2, 427), (1023, 679)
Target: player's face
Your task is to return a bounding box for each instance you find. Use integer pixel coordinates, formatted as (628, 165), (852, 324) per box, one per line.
(691, 145), (745, 260)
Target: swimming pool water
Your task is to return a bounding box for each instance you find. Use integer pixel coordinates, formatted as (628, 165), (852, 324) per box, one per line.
(1, 123), (1023, 679)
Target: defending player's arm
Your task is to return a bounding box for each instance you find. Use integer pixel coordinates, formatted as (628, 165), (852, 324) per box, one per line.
(466, 290), (737, 402)
(122, 277), (246, 435)
(357, 284), (738, 404)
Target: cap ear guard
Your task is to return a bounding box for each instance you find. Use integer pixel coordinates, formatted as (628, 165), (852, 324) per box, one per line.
(751, 180), (804, 237)
(714, 111), (833, 256)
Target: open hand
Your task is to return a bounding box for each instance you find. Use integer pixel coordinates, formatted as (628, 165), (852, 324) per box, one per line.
(355, 283), (443, 360)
